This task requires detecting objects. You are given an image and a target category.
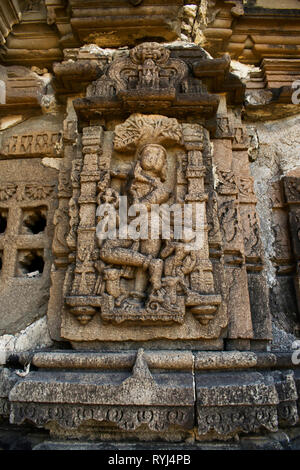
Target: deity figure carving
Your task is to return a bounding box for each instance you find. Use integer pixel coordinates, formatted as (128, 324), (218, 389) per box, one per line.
(96, 129), (188, 324)
(65, 113), (224, 331)
(98, 143), (169, 305)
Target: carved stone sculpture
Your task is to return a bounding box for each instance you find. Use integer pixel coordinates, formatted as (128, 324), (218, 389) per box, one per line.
(1, 10), (300, 447)
(55, 42), (273, 348)
(63, 112), (226, 342)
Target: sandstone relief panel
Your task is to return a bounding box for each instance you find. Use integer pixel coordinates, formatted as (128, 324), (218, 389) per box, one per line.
(61, 113), (227, 344)
(1, 4), (300, 447)
(0, 41), (276, 350)
(49, 42), (273, 349)
(0, 115), (63, 158)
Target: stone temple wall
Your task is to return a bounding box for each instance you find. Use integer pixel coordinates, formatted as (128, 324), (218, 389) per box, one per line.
(0, 0), (300, 450)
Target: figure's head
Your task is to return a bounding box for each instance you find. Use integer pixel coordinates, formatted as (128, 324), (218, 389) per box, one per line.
(139, 144), (167, 179)
(143, 58), (156, 70)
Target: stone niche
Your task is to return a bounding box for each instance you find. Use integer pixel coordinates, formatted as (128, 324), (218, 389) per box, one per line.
(43, 42), (272, 351)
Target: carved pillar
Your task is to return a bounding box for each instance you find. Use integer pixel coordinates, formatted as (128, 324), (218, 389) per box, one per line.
(66, 126), (104, 325)
(213, 113), (254, 348)
(47, 101), (76, 340)
(283, 173), (300, 325)
(182, 124), (222, 325)
(232, 118), (272, 348)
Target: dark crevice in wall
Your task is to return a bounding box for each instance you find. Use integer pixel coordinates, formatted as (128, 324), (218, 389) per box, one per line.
(22, 207), (47, 235)
(0, 211), (8, 234)
(17, 250), (45, 276)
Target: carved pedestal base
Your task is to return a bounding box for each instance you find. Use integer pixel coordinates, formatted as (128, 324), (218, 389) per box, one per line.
(3, 350), (299, 442)
(100, 294), (185, 326)
(195, 370), (299, 440)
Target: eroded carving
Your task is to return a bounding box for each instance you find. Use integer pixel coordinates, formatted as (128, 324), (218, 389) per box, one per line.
(2, 131), (62, 157)
(11, 402), (193, 432)
(64, 113), (224, 337)
(197, 405), (278, 436)
(75, 42), (219, 119)
(0, 183), (56, 202)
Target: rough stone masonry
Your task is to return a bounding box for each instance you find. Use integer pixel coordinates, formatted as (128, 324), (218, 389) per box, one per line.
(0, 0), (300, 450)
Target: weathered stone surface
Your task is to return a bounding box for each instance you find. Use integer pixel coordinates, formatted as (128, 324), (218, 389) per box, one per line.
(47, 41), (275, 350)
(0, 0), (299, 448)
(0, 1), (186, 67)
(0, 317), (53, 364)
(0, 368), (19, 419)
(2, 349), (300, 441)
(0, 1), (62, 68)
(271, 370), (299, 426)
(0, 65), (47, 115)
(0, 114), (63, 158)
(272, 324), (297, 352)
(199, 0), (300, 65)
(195, 368), (300, 439)
(61, 96), (229, 344)
(74, 42), (222, 120)
(0, 157), (58, 335)
(196, 371), (279, 438)
(68, 0), (185, 47)
(0, 1), (22, 47)
(14, 349), (300, 371)
(249, 115), (300, 340)
(9, 349), (195, 434)
(29, 350), (194, 370)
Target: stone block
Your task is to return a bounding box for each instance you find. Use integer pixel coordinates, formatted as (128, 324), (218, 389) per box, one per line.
(9, 350), (195, 436)
(195, 371), (279, 438)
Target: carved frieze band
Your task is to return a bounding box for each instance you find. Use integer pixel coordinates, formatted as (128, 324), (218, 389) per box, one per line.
(197, 405), (278, 436)
(1, 131), (62, 157)
(0, 183), (56, 202)
(10, 403), (193, 432)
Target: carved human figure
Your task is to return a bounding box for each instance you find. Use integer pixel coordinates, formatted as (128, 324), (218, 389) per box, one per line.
(98, 143), (171, 305)
(147, 233), (197, 308)
(129, 144), (168, 204)
(53, 207), (69, 253)
(138, 59), (159, 89)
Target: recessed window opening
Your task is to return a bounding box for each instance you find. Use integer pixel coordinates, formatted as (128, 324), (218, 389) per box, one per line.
(0, 210), (8, 234)
(17, 250), (45, 277)
(22, 207), (47, 234)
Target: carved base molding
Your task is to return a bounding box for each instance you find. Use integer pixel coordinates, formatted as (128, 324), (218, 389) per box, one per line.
(1, 350), (300, 441)
(197, 405), (278, 437)
(195, 370), (294, 438)
(10, 403), (193, 433)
